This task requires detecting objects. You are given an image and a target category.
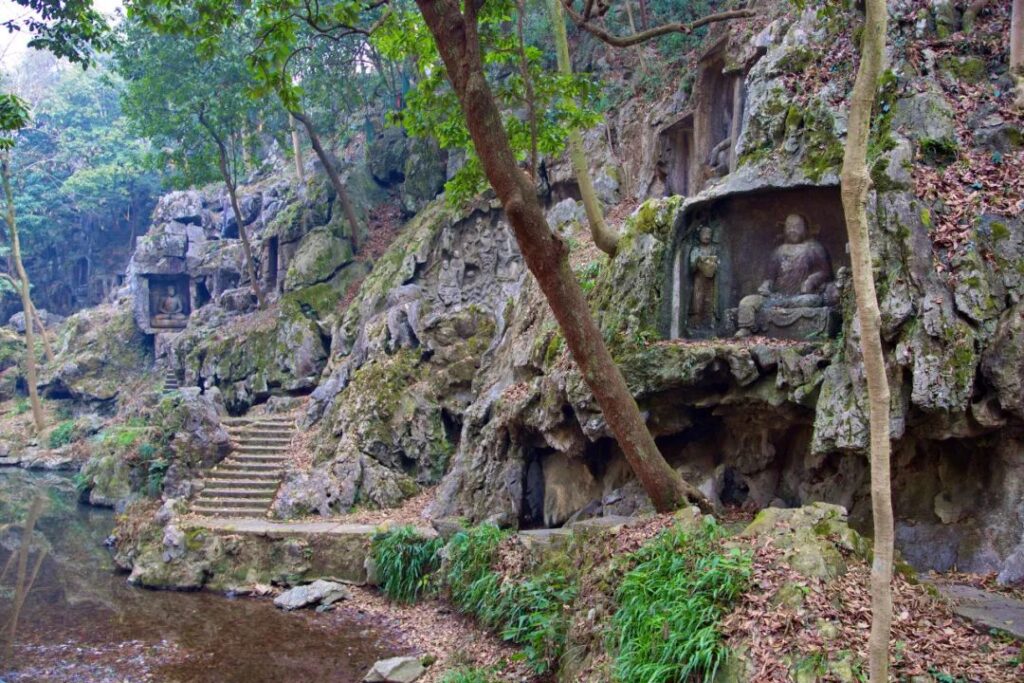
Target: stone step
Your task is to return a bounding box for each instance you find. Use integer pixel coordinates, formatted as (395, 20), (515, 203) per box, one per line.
(234, 438), (292, 447)
(207, 469), (281, 479)
(230, 455), (289, 464)
(233, 443), (288, 452)
(194, 497), (275, 508)
(205, 477), (280, 487)
(215, 464), (284, 473)
(199, 488), (278, 500)
(191, 506), (268, 518)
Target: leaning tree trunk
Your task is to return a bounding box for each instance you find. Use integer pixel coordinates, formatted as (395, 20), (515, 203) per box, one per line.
(839, 0), (893, 681)
(545, 0), (621, 256)
(414, 0), (708, 513)
(201, 120), (265, 309)
(1, 155), (44, 432)
(290, 114), (306, 183)
(290, 110), (362, 253)
(29, 300), (54, 364)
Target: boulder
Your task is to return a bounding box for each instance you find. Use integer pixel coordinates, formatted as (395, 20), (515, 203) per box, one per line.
(284, 226), (353, 291)
(273, 579), (351, 610)
(363, 656), (425, 683)
(401, 137), (446, 214)
(368, 127), (409, 186)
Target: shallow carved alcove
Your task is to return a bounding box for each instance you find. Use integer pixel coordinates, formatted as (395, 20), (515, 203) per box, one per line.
(668, 186), (849, 340)
(146, 274), (191, 329)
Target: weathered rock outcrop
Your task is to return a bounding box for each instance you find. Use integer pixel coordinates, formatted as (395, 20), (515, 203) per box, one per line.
(38, 301), (149, 405)
(276, 199), (522, 516)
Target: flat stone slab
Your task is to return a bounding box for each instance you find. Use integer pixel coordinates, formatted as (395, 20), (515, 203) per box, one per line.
(274, 579), (351, 610)
(187, 517), (383, 536)
(936, 583), (1024, 639)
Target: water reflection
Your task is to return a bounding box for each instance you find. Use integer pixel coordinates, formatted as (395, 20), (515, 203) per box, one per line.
(0, 470), (399, 682)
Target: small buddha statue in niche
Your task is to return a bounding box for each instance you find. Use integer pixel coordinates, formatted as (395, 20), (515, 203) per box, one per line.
(735, 213), (833, 338)
(153, 285), (188, 327)
(688, 224), (719, 332)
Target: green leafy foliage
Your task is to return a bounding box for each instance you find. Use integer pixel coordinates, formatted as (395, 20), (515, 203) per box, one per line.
(611, 519), (751, 683)
(47, 419), (75, 448)
(371, 525), (443, 604)
(1, 0), (114, 65)
(116, 14), (276, 189)
(375, 0), (602, 205)
(0, 93), (30, 150)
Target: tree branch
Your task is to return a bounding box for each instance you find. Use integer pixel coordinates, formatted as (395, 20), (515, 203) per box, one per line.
(561, 2), (754, 48)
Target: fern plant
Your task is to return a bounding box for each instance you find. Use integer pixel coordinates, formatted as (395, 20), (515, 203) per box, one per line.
(372, 525), (444, 604)
(611, 519), (751, 683)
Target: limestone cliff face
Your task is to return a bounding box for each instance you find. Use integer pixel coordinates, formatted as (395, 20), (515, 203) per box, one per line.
(424, 4), (1024, 581)
(71, 1), (1023, 581)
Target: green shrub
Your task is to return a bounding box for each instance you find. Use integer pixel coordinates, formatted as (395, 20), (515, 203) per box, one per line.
(13, 398), (30, 415)
(442, 524), (577, 673)
(372, 525), (444, 603)
(611, 519), (751, 683)
(48, 419), (76, 448)
(439, 667), (495, 683)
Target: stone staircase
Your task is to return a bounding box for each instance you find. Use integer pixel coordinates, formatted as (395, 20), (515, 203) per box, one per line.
(191, 415), (296, 518)
(162, 367), (180, 393)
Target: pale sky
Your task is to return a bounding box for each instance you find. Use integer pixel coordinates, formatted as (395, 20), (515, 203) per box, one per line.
(0, 0), (122, 71)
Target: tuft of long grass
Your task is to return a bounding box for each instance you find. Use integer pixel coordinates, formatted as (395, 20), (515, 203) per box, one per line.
(611, 518), (751, 683)
(372, 525), (443, 603)
(439, 667), (496, 683)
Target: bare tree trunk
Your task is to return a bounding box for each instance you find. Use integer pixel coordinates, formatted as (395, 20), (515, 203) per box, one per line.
(1, 155), (44, 432)
(546, 0), (621, 256)
(839, 0), (893, 681)
(29, 300), (54, 364)
(199, 115), (265, 309)
(1013, 0), (1024, 106)
(3, 496), (46, 662)
(290, 109), (362, 253)
(414, 0), (708, 513)
(290, 114), (306, 183)
(961, 0), (989, 32)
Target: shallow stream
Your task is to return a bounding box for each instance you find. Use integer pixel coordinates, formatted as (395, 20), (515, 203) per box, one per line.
(0, 469), (398, 682)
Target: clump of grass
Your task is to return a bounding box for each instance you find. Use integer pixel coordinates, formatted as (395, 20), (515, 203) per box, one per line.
(611, 518), (751, 683)
(439, 667), (496, 683)
(48, 419), (76, 448)
(372, 525), (444, 603)
(442, 524), (577, 673)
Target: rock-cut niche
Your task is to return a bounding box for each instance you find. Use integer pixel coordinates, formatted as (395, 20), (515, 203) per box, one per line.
(146, 273), (191, 330)
(667, 186), (850, 340)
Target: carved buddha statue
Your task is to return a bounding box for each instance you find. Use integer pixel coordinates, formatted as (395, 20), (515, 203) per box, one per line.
(153, 285), (188, 327)
(688, 224), (719, 332)
(735, 214), (834, 338)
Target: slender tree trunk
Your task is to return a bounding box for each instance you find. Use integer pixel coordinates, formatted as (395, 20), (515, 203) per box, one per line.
(290, 109), (362, 253)
(290, 114), (306, 183)
(199, 115), (265, 309)
(1013, 0), (1024, 103)
(839, 1), (893, 681)
(546, 0), (621, 256)
(414, 0), (708, 513)
(515, 0), (539, 180)
(1, 155), (44, 432)
(29, 300), (54, 364)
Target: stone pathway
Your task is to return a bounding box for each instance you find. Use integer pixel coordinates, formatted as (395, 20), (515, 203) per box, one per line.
(191, 415), (295, 518)
(934, 583), (1024, 640)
